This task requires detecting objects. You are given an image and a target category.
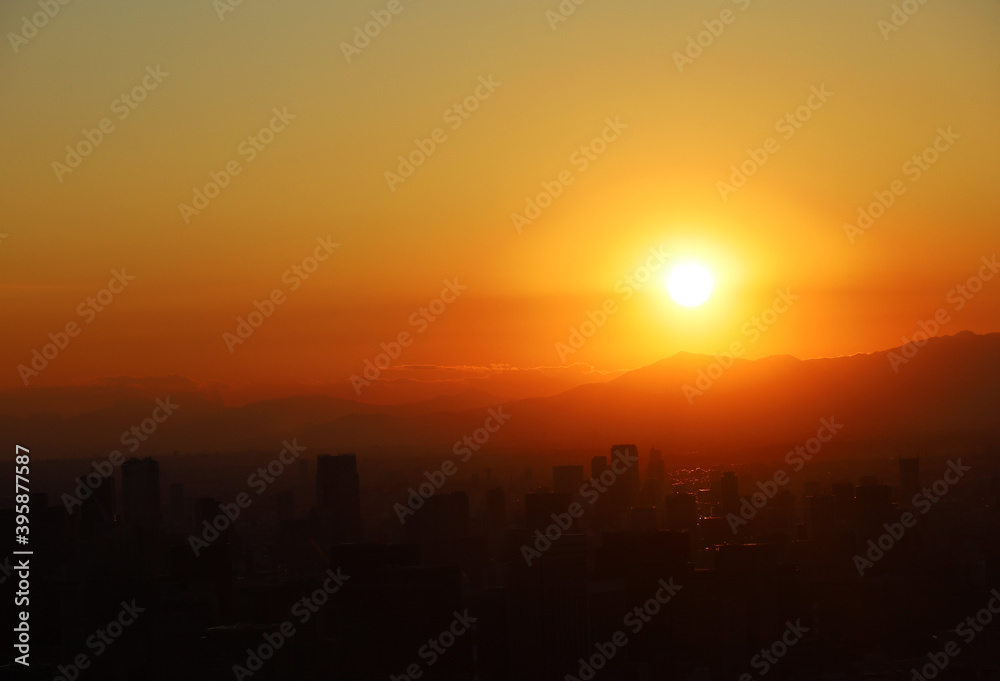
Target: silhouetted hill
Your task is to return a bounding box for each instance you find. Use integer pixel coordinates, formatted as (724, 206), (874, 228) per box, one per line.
(2, 332), (997, 459)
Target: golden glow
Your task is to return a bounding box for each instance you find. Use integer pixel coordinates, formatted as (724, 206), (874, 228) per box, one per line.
(0, 1), (998, 389)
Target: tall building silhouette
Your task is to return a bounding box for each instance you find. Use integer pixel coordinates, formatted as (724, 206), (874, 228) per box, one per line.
(486, 486), (506, 534)
(552, 465), (584, 496)
(664, 492), (698, 531)
(720, 471), (739, 515)
(610, 444), (640, 509)
(169, 482), (184, 530)
(644, 447), (665, 504)
(525, 492), (574, 532)
(80, 474), (116, 537)
(316, 453), (362, 543)
(122, 457), (160, 530)
(590, 455), (608, 479)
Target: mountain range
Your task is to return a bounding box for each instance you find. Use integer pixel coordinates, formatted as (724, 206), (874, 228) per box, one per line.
(3, 331), (997, 460)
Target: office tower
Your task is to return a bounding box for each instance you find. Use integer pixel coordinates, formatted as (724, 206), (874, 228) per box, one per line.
(899, 456), (919, 500)
(648, 447), (664, 482)
(720, 471), (739, 515)
(274, 489), (294, 520)
(589, 455), (613, 531)
(525, 492), (574, 532)
(316, 453), (362, 543)
(664, 492), (698, 531)
(855, 483), (891, 507)
(855, 482), (894, 533)
(410, 491), (469, 542)
(122, 457), (160, 530)
(404, 491), (471, 566)
(486, 486), (506, 533)
(507, 532), (589, 681)
(645, 447), (665, 504)
(169, 482), (184, 529)
(831, 481), (854, 500)
(806, 494), (838, 539)
(610, 444), (640, 509)
(552, 465), (584, 496)
(195, 497), (218, 529)
(596, 531), (691, 580)
(591, 455), (608, 479)
(629, 506), (658, 532)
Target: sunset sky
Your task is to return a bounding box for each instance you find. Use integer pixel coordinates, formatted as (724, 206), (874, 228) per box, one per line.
(2, 0), (998, 394)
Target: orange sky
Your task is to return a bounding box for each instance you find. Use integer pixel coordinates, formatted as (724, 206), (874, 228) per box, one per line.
(1, 0), (998, 393)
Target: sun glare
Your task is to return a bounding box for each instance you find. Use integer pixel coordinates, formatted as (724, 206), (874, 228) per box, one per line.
(666, 263), (714, 307)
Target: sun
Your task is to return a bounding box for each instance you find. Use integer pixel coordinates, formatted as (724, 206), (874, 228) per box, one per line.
(666, 263), (713, 307)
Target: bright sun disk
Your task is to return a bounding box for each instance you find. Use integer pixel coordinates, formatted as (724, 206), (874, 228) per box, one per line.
(666, 263), (713, 307)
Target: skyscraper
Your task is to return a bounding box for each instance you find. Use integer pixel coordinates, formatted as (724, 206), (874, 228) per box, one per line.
(720, 471), (739, 516)
(610, 444), (640, 508)
(169, 482), (185, 530)
(590, 456), (608, 480)
(80, 474), (116, 537)
(644, 447), (665, 504)
(552, 465), (584, 496)
(122, 457), (160, 530)
(664, 492), (698, 531)
(316, 453), (362, 543)
(486, 486), (506, 534)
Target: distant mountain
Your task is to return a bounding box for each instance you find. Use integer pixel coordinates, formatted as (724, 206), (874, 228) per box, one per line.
(468, 329), (1000, 453)
(2, 332), (997, 460)
(296, 331), (1000, 456)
